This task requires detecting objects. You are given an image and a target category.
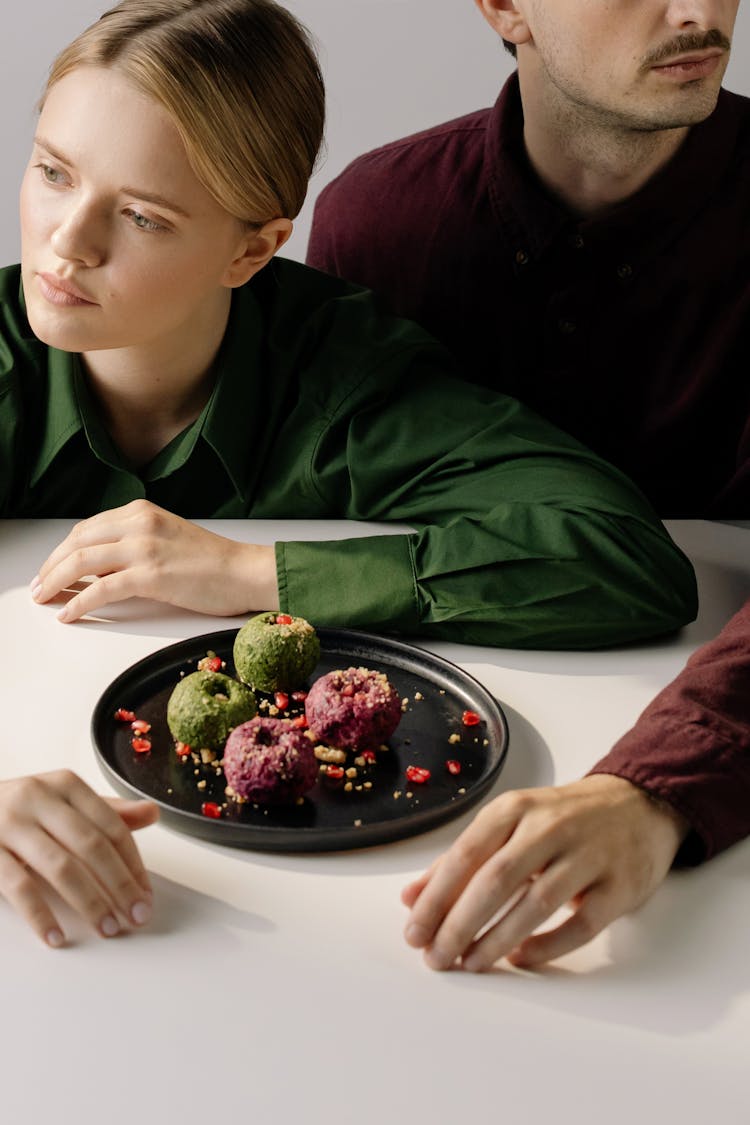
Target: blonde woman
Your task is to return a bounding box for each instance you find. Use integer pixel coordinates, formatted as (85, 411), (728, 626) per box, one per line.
(0, 0), (694, 949)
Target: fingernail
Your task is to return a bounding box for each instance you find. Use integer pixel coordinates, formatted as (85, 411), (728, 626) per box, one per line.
(461, 953), (482, 973)
(100, 915), (120, 937)
(131, 901), (151, 926)
(31, 580), (42, 600)
(46, 928), (65, 948)
(405, 923), (430, 948)
(425, 945), (454, 971)
(57, 606), (71, 623)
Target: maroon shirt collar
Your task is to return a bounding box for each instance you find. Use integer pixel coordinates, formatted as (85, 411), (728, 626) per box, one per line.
(487, 71), (744, 267)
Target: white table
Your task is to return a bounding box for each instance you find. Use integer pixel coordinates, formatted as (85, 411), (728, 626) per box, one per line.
(1, 519), (748, 1125)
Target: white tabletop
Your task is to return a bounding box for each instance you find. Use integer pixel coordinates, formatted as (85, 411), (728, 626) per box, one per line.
(1, 519), (748, 1125)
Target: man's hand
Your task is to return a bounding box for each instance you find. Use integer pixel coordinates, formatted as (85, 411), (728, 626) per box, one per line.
(402, 774), (689, 971)
(0, 771), (158, 946)
(30, 500), (279, 622)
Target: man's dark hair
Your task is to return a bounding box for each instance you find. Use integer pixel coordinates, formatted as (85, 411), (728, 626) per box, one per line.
(502, 38), (517, 59)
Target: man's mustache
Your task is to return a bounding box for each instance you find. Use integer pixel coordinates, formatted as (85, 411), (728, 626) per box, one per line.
(641, 28), (731, 68)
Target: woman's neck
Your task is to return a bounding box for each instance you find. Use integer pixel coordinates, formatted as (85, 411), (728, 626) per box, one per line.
(81, 290), (232, 468)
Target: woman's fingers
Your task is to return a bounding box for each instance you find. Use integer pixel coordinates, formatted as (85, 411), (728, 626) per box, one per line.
(106, 797), (160, 833)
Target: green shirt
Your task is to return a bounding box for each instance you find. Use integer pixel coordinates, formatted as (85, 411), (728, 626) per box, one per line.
(0, 259), (696, 648)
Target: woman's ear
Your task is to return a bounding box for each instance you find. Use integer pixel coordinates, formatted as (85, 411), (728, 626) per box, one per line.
(473, 0), (532, 50)
(222, 218), (294, 288)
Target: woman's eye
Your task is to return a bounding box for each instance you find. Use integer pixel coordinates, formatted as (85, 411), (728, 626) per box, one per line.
(38, 163), (66, 185)
(125, 209), (165, 233)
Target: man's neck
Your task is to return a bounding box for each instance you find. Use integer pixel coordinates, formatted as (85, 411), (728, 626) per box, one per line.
(518, 72), (690, 217)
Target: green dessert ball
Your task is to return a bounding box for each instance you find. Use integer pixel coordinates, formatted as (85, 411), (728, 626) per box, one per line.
(233, 612), (320, 693)
(167, 670), (257, 752)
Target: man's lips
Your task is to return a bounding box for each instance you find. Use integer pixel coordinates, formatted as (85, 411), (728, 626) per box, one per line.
(650, 50), (724, 78)
(37, 272), (98, 307)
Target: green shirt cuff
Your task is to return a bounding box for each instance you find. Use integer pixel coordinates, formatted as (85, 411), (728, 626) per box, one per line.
(276, 534), (422, 633)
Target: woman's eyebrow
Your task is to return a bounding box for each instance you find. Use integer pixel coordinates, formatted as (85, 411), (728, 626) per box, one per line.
(33, 133), (191, 219)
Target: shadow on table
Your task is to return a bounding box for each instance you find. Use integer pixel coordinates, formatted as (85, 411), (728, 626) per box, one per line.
(433, 839), (750, 1037)
(218, 702), (554, 880)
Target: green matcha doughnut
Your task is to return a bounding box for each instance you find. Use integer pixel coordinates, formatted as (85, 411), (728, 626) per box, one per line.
(167, 670), (257, 751)
(233, 612), (320, 693)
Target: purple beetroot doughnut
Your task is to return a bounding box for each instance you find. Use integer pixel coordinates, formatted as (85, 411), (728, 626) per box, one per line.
(223, 717), (318, 804)
(305, 666), (402, 751)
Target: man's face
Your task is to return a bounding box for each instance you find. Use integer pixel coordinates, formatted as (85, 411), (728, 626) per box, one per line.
(516, 0), (740, 130)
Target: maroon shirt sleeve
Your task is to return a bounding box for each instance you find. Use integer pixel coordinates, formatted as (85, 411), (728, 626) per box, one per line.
(589, 600), (750, 864)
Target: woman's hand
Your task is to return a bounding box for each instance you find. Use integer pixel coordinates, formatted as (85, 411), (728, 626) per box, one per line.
(31, 500), (279, 622)
(402, 774), (689, 972)
(0, 771), (158, 947)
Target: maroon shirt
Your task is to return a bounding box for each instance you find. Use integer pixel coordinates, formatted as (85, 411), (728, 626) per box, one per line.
(307, 73), (750, 860)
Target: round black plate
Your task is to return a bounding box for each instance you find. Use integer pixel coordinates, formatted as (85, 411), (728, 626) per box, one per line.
(91, 628), (509, 852)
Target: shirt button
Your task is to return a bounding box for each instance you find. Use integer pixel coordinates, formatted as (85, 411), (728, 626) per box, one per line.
(569, 234), (585, 249)
(617, 263), (633, 279)
(558, 318), (577, 335)
(515, 249), (530, 266)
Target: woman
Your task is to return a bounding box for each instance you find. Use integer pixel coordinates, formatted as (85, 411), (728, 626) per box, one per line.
(0, 0), (695, 948)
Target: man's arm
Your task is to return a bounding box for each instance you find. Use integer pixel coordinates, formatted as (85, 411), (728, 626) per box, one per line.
(403, 602), (750, 970)
(589, 597), (750, 861)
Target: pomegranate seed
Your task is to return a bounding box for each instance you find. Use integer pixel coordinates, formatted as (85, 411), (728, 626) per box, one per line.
(341, 684), (355, 697)
(326, 765), (345, 780)
(131, 719), (151, 734)
(274, 692), (290, 711)
(446, 759), (462, 776)
(291, 690), (308, 702)
(292, 715), (308, 729)
(275, 614), (293, 625)
(462, 710), (481, 727)
(175, 741), (192, 758)
(405, 765), (431, 784)
(131, 737), (152, 754)
(361, 750), (377, 763)
(198, 655), (222, 673)
(114, 709), (136, 723)
(201, 802), (222, 819)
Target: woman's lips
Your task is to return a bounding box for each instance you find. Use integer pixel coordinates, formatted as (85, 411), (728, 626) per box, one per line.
(651, 53), (723, 81)
(37, 272), (98, 307)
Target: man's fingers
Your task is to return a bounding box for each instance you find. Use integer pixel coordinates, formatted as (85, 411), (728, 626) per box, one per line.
(0, 847), (66, 948)
(460, 861), (589, 972)
(506, 885), (615, 969)
(403, 814), (515, 951)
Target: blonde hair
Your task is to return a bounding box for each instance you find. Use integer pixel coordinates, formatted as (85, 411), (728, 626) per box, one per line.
(42, 0), (325, 223)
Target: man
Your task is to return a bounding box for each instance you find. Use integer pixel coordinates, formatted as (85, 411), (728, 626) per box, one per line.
(307, 0), (750, 971)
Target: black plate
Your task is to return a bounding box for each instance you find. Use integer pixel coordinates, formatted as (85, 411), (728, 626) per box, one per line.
(91, 628), (509, 852)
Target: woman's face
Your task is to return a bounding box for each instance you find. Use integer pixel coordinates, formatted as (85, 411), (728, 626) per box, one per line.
(20, 66), (256, 355)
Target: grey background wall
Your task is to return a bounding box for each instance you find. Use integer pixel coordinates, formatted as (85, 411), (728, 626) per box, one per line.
(1, 0), (748, 265)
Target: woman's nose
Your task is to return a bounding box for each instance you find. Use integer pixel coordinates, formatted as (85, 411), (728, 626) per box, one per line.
(50, 201), (105, 267)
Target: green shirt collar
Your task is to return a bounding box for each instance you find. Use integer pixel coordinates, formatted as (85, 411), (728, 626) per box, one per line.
(27, 281), (266, 499)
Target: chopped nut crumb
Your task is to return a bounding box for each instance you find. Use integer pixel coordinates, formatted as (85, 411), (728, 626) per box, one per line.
(393, 790), (402, 799)
(345, 767), (358, 779)
(225, 784), (236, 797)
(353, 819), (362, 828)
(314, 745), (346, 764)
(344, 782), (353, 792)
(197, 779), (207, 790)
(354, 755), (365, 768)
(355, 784), (363, 792)
(458, 787), (466, 794)
(364, 781), (373, 790)
(199, 747), (216, 764)
(483, 739), (489, 746)
(449, 733), (461, 744)
(414, 691), (424, 701)
(406, 791), (413, 799)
